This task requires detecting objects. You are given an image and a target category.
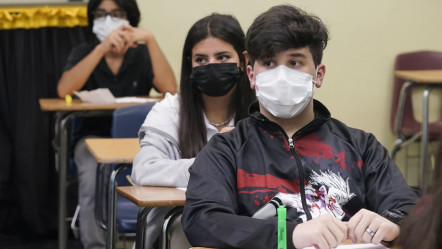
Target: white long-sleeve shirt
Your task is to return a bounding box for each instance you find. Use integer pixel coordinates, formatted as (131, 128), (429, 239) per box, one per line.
(131, 93), (233, 187)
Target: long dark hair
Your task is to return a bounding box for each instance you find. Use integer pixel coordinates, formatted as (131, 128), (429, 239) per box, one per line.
(178, 14), (255, 158)
(397, 137), (442, 249)
(86, 0), (141, 43)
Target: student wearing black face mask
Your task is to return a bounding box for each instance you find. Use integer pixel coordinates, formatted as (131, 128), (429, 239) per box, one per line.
(130, 13), (255, 249)
(191, 63), (240, 97)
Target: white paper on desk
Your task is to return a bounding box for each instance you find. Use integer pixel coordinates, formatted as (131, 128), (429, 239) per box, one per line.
(74, 88), (159, 104)
(74, 88), (116, 103)
(116, 97), (159, 103)
(303, 244), (388, 249)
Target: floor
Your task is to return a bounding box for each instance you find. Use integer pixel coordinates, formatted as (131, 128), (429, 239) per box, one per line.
(0, 230), (134, 249)
(0, 230), (82, 249)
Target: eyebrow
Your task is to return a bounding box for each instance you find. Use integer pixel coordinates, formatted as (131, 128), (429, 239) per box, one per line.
(95, 7), (124, 12)
(192, 51), (232, 58)
(288, 53), (307, 59)
(192, 54), (207, 58)
(215, 51), (232, 56)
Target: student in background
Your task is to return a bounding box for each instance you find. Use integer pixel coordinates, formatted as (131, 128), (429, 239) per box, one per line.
(131, 13), (256, 248)
(397, 139), (442, 249)
(182, 5), (419, 249)
(57, 0), (176, 248)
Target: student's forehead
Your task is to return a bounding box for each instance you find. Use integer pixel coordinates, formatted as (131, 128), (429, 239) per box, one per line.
(97, 0), (120, 10)
(265, 47), (312, 60)
(192, 37), (235, 55)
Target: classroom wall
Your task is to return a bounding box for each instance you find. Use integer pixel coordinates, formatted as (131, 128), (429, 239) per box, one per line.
(138, 0), (442, 155)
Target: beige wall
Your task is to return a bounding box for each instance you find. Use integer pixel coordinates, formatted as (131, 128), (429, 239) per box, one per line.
(138, 0), (442, 152)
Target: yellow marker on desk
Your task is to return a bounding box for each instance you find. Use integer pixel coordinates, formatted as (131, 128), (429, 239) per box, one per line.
(65, 95), (72, 105)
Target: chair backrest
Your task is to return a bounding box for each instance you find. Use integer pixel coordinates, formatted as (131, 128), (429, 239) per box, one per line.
(112, 102), (155, 232)
(390, 51), (442, 135)
(111, 102), (155, 138)
(111, 102), (155, 189)
(96, 102), (156, 234)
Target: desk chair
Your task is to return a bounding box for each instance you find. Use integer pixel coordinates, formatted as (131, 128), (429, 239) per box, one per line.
(94, 102), (155, 248)
(116, 186), (190, 249)
(390, 51), (442, 185)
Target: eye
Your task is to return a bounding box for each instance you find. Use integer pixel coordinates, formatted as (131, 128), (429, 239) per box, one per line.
(194, 57), (206, 64)
(111, 9), (127, 19)
(289, 60), (300, 67)
(93, 10), (106, 19)
(218, 55), (230, 61)
(263, 60), (274, 68)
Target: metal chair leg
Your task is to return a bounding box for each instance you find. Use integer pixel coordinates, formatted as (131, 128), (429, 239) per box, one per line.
(161, 207), (184, 249)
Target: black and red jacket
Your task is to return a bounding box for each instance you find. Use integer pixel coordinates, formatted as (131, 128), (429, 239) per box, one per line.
(182, 100), (419, 249)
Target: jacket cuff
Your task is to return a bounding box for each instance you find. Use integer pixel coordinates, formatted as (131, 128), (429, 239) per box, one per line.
(286, 222), (297, 249)
(381, 209), (406, 225)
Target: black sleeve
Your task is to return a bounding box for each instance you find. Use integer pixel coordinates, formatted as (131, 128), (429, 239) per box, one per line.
(62, 43), (93, 72)
(362, 133), (419, 215)
(182, 135), (299, 249)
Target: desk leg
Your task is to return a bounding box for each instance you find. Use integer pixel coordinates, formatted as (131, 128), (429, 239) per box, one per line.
(161, 207), (183, 249)
(55, 110), (113, 249)
(107, 165), (131, 249)
(421, 87), (432, 193)
(108, 167), (118, 249)
(136, 207), (152, 249)
(58, 113), (76, 249)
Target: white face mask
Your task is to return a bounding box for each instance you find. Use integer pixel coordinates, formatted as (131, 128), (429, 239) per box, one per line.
(255, 65), (316, 118)
(92, 15), (129, 42)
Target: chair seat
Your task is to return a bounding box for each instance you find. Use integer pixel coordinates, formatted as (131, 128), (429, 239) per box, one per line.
(402, 120), (442, 140)
(116, 194), (139, 233)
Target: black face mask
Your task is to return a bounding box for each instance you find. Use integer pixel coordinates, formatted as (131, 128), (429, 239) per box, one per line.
(190, 63), (240, 97)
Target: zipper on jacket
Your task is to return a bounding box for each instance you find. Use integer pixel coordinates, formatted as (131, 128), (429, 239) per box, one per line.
(288, 138), (294, 149)
(287, 135), (312, 221)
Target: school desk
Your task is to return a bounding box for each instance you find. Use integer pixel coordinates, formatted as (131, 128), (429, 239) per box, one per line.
(191, 239), (399, 249)
(116, 186), (186, 249)
(39, 98), (159, 249)
(394, 70), (442, 192)
(84, 137), (140, 249)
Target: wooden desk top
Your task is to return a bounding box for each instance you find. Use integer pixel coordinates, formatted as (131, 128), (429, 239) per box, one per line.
(85, 138), (139, 164)
(394, 69), (442, 83)
(191, 239), (398, 249)
(39, 97), (160, 111)
(116, 186), (186, 207)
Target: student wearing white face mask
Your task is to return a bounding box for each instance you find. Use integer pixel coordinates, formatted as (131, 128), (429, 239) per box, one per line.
(57, 0), (176, 248)
(182, 5), (419, 249)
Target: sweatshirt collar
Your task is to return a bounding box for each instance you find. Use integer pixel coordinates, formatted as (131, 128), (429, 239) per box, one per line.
(248, 99), (331, 135)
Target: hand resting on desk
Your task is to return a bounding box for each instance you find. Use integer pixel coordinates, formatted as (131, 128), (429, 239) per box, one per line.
(292, 209), (398, 249)
(347, 209), (399, 245)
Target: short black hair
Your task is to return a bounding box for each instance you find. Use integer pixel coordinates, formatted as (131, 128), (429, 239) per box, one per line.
(245, 4), (329, 67)
(87, 0), (141, 43)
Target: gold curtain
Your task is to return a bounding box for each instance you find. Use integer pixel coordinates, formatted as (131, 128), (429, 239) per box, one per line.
(0, 5), (88, 29)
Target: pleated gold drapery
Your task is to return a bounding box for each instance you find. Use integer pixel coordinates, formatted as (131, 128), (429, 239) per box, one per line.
(0, 5), (88, 29)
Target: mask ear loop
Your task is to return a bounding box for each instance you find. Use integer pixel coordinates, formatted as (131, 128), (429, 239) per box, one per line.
(312, 66), (318, 93)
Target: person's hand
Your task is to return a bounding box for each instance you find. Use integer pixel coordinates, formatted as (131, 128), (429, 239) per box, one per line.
(98, 24), (133, 54)
(123, 25), (153, 46)
(220, 126), (235, 133)
(347, 209), (399, 245)
(292, 214), (347, 249)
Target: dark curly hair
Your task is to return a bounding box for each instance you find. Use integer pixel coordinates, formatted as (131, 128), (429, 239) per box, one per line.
(245, 4), (329, 67)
